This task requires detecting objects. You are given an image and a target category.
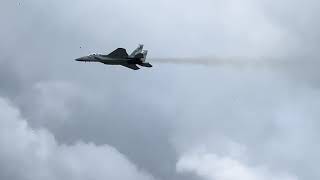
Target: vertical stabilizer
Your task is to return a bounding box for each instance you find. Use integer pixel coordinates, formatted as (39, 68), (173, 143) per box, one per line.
(141, 50), (148, 62)
(130, 44), (144, 57)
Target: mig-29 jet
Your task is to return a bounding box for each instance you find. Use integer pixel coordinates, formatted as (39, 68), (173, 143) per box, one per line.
(75, 44), (152, 70)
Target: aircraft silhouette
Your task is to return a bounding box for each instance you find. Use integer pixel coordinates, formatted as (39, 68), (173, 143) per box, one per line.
(75, 44), (152, 70)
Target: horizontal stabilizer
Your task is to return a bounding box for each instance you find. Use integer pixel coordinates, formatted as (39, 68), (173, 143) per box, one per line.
(139, 63), (152, 67)
(122, 64), (140, 70)
(108, 48), (128, 58)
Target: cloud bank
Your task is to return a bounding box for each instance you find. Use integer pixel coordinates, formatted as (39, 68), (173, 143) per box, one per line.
(0, 97), (154, 180)
(177, 147), (298, 180)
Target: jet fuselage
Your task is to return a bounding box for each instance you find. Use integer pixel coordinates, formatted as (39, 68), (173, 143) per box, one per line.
(76, 55), (142, 65)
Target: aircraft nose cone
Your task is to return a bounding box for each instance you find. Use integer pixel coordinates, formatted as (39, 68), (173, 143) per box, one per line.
(75, 57), (84, 61)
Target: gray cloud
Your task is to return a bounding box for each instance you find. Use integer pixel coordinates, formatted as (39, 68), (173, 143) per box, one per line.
(1, 0), (320, 180)
(0, 97), (155, 180)
(170, 67), (320, 179)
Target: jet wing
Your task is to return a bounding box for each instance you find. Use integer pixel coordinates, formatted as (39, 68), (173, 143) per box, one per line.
(108, 48), (128, 58)
(122, 64), (140, 70)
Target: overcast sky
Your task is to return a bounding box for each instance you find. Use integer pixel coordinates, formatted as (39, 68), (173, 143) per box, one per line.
(1, 0), (320, 180)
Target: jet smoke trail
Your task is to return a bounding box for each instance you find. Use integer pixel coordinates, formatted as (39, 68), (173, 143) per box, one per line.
(150, 57), (311, 68)
(151, 57), (250, 66)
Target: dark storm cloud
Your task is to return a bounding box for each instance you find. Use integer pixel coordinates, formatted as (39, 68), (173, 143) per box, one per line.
(1, 0), (320, 180)
(0, 59), (23, 97)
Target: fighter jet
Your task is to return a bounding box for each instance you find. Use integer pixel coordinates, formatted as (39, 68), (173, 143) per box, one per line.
(75, 44), (152, 70)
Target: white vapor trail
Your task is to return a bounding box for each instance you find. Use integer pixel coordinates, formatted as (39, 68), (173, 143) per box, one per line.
(150, 57), (314, 68)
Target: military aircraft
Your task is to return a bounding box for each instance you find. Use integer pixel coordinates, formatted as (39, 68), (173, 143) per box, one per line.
(75, 44), (152, 70)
